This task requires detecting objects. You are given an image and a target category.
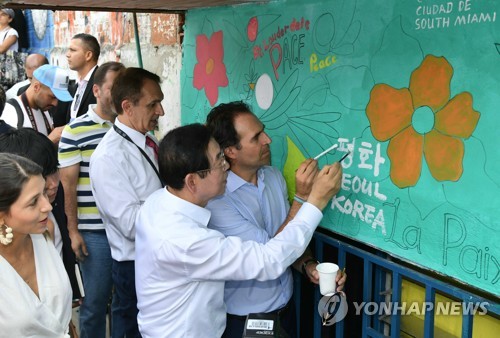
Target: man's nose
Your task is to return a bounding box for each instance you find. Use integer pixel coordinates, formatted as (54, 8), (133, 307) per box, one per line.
(156, 104), (165, 116)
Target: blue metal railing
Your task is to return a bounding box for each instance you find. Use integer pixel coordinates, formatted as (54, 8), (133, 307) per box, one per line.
(295, 231), (499, 338)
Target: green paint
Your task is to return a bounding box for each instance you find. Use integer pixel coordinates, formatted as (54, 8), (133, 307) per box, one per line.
(181, 0), (500, 296)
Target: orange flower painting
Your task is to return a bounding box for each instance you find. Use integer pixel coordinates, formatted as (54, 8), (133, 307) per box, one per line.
(366, 55), (480, 188)
(193, 31), (229, 106)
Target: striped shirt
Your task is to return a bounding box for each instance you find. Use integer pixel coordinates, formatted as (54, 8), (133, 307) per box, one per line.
(58, 105), (112, 230)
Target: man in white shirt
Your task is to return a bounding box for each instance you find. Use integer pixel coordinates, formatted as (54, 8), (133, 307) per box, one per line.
(206, 102), (347, 337)
(58, 62), (125, 338)
(1, 64), (71, 144)
(5, 53), (48, 99)
(90, 67), (164, 338)
(66, 33), (100, 122)
(135, 123), (342, 338)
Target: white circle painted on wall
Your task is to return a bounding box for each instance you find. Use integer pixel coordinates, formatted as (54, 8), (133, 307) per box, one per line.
(255, 73), (274, 110)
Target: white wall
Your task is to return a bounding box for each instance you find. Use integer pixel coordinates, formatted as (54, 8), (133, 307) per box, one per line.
(50, 11), (183, 139)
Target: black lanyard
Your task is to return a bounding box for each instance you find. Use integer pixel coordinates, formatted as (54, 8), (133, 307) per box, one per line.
(20, 93), (52, 133)
(113, 125), (165, 187)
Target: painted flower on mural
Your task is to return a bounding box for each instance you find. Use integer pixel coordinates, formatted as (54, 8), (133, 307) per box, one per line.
(366, 55), (480, 188)
(247, 17), (258, 42)
(193, 30), (228, 106)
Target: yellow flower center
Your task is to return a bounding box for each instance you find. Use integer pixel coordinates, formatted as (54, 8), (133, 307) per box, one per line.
(206, 58), (215, 75)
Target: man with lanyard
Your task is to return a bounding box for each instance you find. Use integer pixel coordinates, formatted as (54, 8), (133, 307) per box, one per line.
(66, 33), (100, 123)
(90, 67), (164, 338)
(58, 62), (125, 338)
(205, 101), (347, 338)
(0, 64), (71, 144)
(135, 123), (342, 338)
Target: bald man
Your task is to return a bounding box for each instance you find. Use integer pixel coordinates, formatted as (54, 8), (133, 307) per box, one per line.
(5, 53), (49, 100)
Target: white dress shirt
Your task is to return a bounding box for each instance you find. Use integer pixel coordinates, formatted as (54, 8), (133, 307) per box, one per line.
(89, 118), (162, 261)
(70, 65), (97, 119)
(135, 187), (323, 338)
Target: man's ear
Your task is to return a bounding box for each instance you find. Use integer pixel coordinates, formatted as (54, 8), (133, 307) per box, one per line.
(224, 146), (237, 162)
(92, 84), (99, 98)
(85, 50), (93, 63)
(32, 81), (41, 93)
(184, 173), (198, 194)
(121, 100), (132, 116)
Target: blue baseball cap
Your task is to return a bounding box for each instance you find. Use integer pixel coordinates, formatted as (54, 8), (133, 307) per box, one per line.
(33, 65), (73, 102)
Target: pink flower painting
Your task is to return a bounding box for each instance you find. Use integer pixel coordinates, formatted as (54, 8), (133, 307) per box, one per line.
(193, 31), (229, 106)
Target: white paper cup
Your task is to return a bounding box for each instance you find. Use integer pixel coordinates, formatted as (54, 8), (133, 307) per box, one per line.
(316, 262), (339, 296)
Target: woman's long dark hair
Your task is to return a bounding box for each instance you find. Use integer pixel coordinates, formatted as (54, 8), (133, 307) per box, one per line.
(0, 153), (42, 213)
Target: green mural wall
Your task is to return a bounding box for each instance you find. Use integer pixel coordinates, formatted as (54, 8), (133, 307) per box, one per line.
(180, 0), (499, 295)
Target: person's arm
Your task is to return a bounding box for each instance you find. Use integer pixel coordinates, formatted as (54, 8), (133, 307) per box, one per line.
(292, 248), (347, 291)
(275, 158), (318, 235)
(292, 248), (316, 278)
(0, 34), (17, 53)
(292, 162), (347, 291)
(48, 126), (65, 144)
(58, 125), (88, 260)
(209, 199), (272, 242)
(207, 161), (316, 243)
(59, 164), (88, 261)
(156, 202), (323, 283)
(273, 160), (324, 285)
(167, 163), (343, 282)
(90, 153), (142, 241)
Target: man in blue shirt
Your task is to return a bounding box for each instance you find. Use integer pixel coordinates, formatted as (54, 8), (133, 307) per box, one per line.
(135, 123), (342, 338)
(206, 101), (347, 338)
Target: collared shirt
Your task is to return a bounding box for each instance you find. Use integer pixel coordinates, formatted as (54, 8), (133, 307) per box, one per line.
(58, 104), (113, 230)
(89, 118), (162, 261)
(1, 98), (53, 135)
(135, 187), (323, 338)
(70, 65), (97, 119)
(207, 166), (293, 315)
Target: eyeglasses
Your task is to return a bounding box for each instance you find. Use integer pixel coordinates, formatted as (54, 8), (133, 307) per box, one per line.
(194, 151), (227, 175)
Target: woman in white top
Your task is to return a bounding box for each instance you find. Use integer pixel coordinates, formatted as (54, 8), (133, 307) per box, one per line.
(0, 8), (18, 53)
(0, 153), (72, 338)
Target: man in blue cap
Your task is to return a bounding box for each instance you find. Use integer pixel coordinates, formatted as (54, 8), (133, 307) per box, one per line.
(1, 64), (72, 144)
